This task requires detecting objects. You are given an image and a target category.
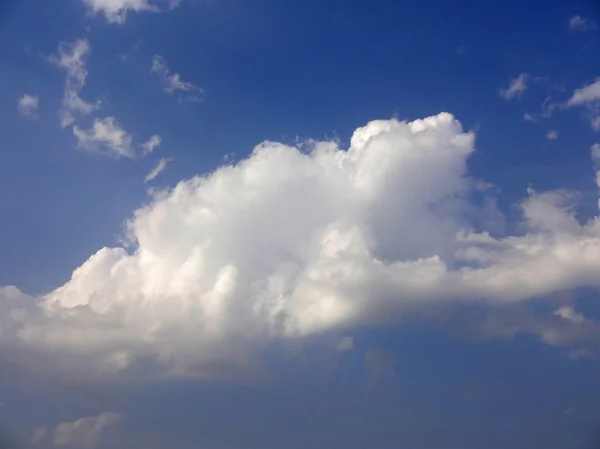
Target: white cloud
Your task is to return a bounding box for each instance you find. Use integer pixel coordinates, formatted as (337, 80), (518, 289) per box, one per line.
(5, 113), (600, 380)
(53, 413), (120, 448)
(151, 55), (203, 101)
(569, 15), (597, 31)
(49, 39), (99, 128)
(81, 0), (181, 24)
(499, 73), (528, 100)
(30, 427), (47, 444)
(567, 78), (600, 106)
(546, 130), (558, 140)
(142, 134), (161, 155)
(567, 79), (600, 131)
(17, 94), (39, 118)
(145, 157), (171, 182)
(73, 117), (134, 158)
(523, 112), (536, 123)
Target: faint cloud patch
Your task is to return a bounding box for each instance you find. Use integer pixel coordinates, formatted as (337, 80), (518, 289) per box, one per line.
(30, 427), (47, 444)
(569, 15), (597, 31)
(499, 73), (528, 100)
(151, 55), (203, 102)
(17, 94), (39, 119)
(53, 412), (121, 448)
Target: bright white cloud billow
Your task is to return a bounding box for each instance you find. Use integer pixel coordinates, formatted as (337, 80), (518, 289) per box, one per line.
(499, 73), (528, 100)
(82, 0), (180, 24)
(151, 55), (203, 101)
(17, 94), (39, 118)
(50, 39), (99, 128)
(3, 113), (600, 380)
(53, 413), (120, 448)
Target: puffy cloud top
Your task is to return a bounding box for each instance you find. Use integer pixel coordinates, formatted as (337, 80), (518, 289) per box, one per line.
(4, 113), (600, 380)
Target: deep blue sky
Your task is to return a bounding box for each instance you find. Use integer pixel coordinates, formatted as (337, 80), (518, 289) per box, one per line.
(1, 0), (600, 448)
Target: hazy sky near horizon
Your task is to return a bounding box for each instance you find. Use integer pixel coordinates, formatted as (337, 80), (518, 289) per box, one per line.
(2, 0), (600, 448)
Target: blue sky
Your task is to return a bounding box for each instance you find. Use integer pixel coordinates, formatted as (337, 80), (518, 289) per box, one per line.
(2, 0), (600, 448)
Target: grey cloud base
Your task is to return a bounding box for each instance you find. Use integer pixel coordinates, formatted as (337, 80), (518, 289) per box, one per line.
(2, 112), (600, 380)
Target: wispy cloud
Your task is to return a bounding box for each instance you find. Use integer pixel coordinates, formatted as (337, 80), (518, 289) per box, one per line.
(30, 427), (47, 444)
(499, 73), (528, 100)
(73, 117), (134, 158)
(17, 94), (39, 118)
(569, 15), (597, 31)
(49, 39), (99, 127)
(546, 130), (559, 140)
(145, 157), (172, 182)
(567, 78), (600, 106)
(151, 54), (203, 102)
(53, 413), (120, 448)
(567, 79), (600, 131)
(81, 0), (182, 24)
(524, 112), (536, 123)
(142, 134), (161, 155)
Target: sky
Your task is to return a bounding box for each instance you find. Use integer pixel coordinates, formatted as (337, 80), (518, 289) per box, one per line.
(2, 0), (600, 448)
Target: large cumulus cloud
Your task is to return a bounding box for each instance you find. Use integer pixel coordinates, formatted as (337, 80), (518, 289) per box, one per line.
(2, 112), (600, 379)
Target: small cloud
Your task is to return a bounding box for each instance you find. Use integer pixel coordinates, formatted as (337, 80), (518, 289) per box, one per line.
(49, 39), (100, 128)
(151, 55), (203, 102)
(81, 0), (182, 24)
(30, 427), (47, 444)
(53, 412), (120, 448)
(145, 157), (172, 182)
(546, 130), (559, 140)
(17, 94), (39, 118)
(499, 73), (528, 100)
(554, 306), (585, 324)
(524, 112), (537, 123)
(567, 78), (600, 106)
(569, 15), (597, 31)
(73, 117), (134, 159)
(142, 134), (161, 155)
(567, 79), (600, 131)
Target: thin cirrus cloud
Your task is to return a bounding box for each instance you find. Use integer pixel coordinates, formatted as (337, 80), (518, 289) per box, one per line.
(499, 73), (528, 100)
(81, 0), (181, 24)
(151, 55), (203, 102)
(546, 130), (558, 140)
(3, 113), (600, 382)
(17, 94), (39, 118)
